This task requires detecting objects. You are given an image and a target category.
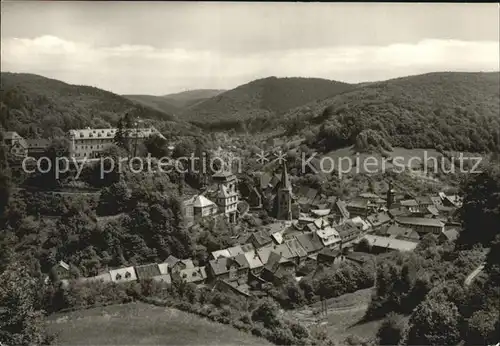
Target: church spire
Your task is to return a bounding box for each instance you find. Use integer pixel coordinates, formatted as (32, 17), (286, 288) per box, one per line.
(280, 161), (291, 190)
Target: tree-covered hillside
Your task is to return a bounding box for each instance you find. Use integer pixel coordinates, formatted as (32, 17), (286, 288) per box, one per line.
(180, 77), (354, 130)
(286, 72), (500, 153)
(0, 73), (193, 138)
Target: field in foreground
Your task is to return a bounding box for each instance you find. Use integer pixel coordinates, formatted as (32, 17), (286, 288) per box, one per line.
(46, 302), (271, 345)
(285, 288), (385, 344)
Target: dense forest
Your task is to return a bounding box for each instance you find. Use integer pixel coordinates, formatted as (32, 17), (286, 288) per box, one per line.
(286, 72), (500, 153)
(0, 72), (197, 139)
(180, 77), (354, 130)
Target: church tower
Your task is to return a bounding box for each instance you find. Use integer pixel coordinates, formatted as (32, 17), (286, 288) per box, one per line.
(213, 170), (239, 223)
(275, 162), (292, 220)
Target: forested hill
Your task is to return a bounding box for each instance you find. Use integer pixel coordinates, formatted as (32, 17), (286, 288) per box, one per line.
(286, 72), (500, 153)
(0, 72), (194, 139)
(180, 76), (354, 129)
(162, 89), (226, 109)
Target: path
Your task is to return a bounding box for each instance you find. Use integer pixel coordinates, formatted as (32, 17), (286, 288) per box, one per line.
(464, 263), (485, 286)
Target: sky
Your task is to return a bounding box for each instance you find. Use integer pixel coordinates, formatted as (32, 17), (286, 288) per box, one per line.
(1, 2), (499, 95)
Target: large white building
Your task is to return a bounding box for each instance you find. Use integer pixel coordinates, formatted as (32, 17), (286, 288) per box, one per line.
(68, 127), (164, 159)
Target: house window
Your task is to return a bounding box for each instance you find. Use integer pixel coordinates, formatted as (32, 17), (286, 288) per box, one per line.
(116, 273), (122, 280)
(125, 272), (131, 279)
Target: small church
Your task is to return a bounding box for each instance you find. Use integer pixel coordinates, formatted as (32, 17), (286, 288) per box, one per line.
(273, 162), (294, 221)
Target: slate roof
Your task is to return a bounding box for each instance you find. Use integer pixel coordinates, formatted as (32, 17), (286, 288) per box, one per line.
(335, 200), (350, 219)
(180, 266), (207, 283)
(441, 228), (459, 242)
(367, 212), (392, 228)
(135, 263), (161, 280)
(243, 251), (264, 269)
(157, 263), (170, 275)
(396, 216), (445, 228)
(152, 274), (172, 284)
(285, 239), (308, 258)
(212, 249), (232, 259)
(363, 234), (418, 252)
(227, 245), (245, 257)
(385, 224), (420, 241)
(295, 232), (324, 253)
(193, 195), (216, 208)
(165, 255), (180, 268)
(109, 266), (138, 282)
(249, 230), (272, 247)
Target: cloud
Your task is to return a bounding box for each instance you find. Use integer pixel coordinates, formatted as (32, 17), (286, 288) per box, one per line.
(1, 35), (498, 94)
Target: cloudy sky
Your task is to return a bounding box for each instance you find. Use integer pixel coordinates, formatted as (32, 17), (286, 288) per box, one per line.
(1, 2), (499, 95)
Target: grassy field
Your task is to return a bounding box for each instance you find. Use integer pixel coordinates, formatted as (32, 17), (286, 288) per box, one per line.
(46, 302), (271, 345)
(285, 288), (385, 344)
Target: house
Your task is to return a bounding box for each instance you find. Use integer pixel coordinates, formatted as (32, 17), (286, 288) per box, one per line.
(248, 229), (273, 248)
(317, 248), (343, 266)
(346, 198), (371, 218)
(350, 216), (371, 232)
(213, 279), (251, 298)
(336, 221), (364, 247)
(134, 263), (161, 280)
(52, 260), (70, 280)
(385, 224), (420, 242)
(362, 234), (418, 253)
(25, 138), (50, 158)
(243, 251), (265, 272)
(208, 255), (249, 282)
(345, 251), (373, 265)
(332, 200), (350, 224)
(193, 195), (218, 218)
(366, 212), (392, 229)
(2, 131), (28, 158)
(68, 127), (164, 159)
(388, 206), (412, 218)
(316, 225), (341, 249)
(211, 249), (232, 260)
(285, 238), (308, 264)
(295, 232), (324, 255)
(164, 256), (194, 274)
(81, 272), (112, 283)
(109, 266), (138, 283)
(399, 199), (420, 213)
(440, 228), (459, 243)
(396, 216), (445, 235)
(261, 252), (295, 284)
(178, 266), (207, 285)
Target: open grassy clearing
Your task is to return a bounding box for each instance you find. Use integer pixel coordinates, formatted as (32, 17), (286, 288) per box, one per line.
(46, 302), (271, 345)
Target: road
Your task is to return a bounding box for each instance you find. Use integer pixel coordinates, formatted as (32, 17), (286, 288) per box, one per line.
(464, 263), (485, 286)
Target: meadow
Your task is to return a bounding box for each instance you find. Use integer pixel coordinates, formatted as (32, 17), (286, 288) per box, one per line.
(46, 302), (272, 345)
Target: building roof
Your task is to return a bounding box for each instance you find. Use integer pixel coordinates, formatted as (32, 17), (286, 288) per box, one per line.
(25, 138), (51, 148)
(318, 247), (341, 259)
(316, 226), (341, 247)
(367, 212), (392, 228)
(415, 196), (434, 205)
(271, 232), (284, 245)
(232, 253), (250, 268)
(400, 199), (419, 207)
(241, 243), (255, 253)
(249, 229), (272, 247)
(152, 274), (172, 284)
(362, 234), (418, 252)
(285, 239), (308, 258)
(295, 232), (324, 253)
(430, 196), (444, 207)
(165, 255), (180, 268)
(227, 245), (245, 257)
(334, 200), (350, 219)
(426, 205), (440, 216)
(3, 131), (22, 140)
(209, 257), (245, 276)
(135, 263), (161, 280)
(350, 216), (371, 231)
(82, 272), (112, 283)
(180, 266), (207, 283)
(157, 263), (170, 275)
(396, 216), (445, 228)
(243, 251), (264, 269)
(441, 228), (459, 242)
(69, 127), (165, 140)
(385, 224), (420, 241)
(109, 266), (138, 282)
(211, 249), (232, 259)
(388, 206), (411, 218)
(212, 170), (236, 180)
(58, 260), (70, 271)
(180, 259), (195, 269)
(359, 192), (381, 200)
(311, 209), (331, 217)
(347, 198), (369, 209)
(336, 221), (362, 240)
(193, 195), (216, 208)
